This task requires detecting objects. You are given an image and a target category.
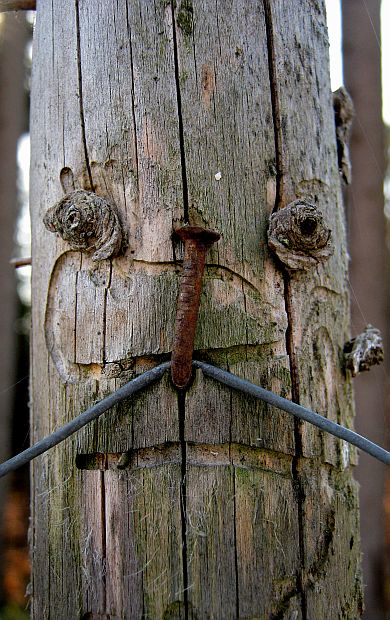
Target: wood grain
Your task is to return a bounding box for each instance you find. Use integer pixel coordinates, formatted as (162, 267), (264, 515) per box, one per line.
(30, 0), (362, 617)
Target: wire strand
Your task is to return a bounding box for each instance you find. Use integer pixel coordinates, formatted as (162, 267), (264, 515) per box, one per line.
(193, 361), (390, 466)
(0, 362), (170, 479)
(0, 359), (389, 479)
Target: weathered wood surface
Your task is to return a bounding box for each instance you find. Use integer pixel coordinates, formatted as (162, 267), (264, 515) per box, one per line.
(30, 0), (362, 618)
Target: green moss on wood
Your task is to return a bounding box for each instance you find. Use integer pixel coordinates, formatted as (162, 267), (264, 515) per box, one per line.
(180, 69), (189, 86)
(177, 0), (193, 36)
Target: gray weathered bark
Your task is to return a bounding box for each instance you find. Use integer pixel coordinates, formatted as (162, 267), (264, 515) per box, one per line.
(342, 1), (387, 617)
(30, 1), (362, 617)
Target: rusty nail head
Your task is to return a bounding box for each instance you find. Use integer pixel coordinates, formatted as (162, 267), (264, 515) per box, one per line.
(171, 226), (220, 390)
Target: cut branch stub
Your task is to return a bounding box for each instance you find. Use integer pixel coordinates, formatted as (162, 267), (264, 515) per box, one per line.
(344, 324), (384, 377)
(333, 86), (354, 185)
(267, 200), (333, 271)
(43, 189), (123, 261)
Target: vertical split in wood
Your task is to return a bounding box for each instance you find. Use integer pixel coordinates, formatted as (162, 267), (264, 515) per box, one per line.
(263, 3), (308, 614)
(170, 0), (190, 224)
(177, 391), (189, 618)
(75, 0), (94, 191)
(263, 2), (362, 617)
(263, 0), (286, 210)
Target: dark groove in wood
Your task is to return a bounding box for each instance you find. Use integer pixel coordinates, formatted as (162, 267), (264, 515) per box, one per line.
(264, 0), (308, 609)
(283, 276), (300, 405)
(232, 469), (240, 619)
(125, 1), (140, 197)
(73, 266), (80, 363)
(102, 261), (112, 364)
(263, 0), (285, 211)
(100, 468), (107, 613)
(283, 274), (307, 620)
(263, 2), (308, 614)
(75, 0), (94, 191)
(75, 442), (294, 472)
(178, 391), (189, 619)
(171, 0), (189, 223)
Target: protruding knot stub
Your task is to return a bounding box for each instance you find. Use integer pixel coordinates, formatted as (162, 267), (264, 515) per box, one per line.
(344, 324), (384, 377)
(171, 226), (220, 390)
(44, 189), (123, 261)
(333, 86), (354, 185)
(267, 200), (333, 271)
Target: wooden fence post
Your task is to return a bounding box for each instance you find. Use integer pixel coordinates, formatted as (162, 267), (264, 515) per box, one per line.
(30, 1), (363, 617)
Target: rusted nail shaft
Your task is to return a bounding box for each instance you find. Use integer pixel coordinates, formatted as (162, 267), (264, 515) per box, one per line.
(171, 226), (220, 390)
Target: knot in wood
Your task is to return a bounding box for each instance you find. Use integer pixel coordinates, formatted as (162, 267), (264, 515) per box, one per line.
(43, 189), (123, 261)
(344, 324), (384, 377)
(267, 200), (333, 271)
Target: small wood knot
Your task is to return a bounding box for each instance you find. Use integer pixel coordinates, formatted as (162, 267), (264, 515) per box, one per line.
(43, 189), (123, 261)
(267, 200), (333, 271)
(344, 324), (384, 377)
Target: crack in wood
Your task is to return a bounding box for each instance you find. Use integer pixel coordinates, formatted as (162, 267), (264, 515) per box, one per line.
(263, 2), (307, 617)
(263, 0), (285, 211)
(75, 0), (94, 191)
(100, 469), (108, 613)
(284, 259), (307, 620)
(232, 470), (240, 619)
(171, 0), (189, 224)
(178, 392), (189, 620)
(125, 2), (140, 202)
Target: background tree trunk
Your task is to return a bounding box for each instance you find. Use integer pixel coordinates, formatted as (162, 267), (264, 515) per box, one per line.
(0, 11), (28, 605)
(30, 1), (362, 617)
(342, 1), (387, 617)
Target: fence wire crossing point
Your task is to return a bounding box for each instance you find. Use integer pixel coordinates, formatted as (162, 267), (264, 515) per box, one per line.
(0, 359), (389, 479)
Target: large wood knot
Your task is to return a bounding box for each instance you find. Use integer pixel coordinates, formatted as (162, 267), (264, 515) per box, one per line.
(267, 200), (333, 271)
(344, 324), (384, 377)
(43, 189), (123, 261)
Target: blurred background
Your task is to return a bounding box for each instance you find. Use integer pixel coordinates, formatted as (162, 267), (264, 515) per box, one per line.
(0, 1), (389, 618)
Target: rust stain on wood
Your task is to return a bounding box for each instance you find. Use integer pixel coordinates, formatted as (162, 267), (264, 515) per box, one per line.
(201, 64), (215, 109)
